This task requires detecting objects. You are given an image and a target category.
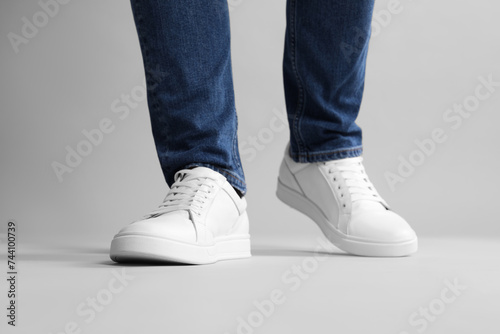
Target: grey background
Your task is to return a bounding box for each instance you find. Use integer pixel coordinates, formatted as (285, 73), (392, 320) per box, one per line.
(1, 0), (499, 245)
(1, 1), (500, 334)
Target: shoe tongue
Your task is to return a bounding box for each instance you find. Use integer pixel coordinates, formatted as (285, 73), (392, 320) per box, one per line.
(174, 167), (225, 182)
(176, 172), (188, 182)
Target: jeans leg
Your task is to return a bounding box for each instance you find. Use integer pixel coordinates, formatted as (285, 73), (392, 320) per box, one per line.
(129, 0), (247, 194)
(283, 0), (375, 162)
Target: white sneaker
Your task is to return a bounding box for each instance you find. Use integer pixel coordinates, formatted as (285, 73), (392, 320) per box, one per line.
(110, 167), (251, 264)
(277, 145), (418, 257)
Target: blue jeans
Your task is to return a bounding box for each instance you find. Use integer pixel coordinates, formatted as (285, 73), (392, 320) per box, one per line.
(130, 0), (374, 196)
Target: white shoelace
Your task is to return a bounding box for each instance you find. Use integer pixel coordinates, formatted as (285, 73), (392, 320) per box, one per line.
(145, 170), (217, 219)
(325, 157), (387, 207)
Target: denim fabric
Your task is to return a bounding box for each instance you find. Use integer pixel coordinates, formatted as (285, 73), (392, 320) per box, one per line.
(284, 0), (374, 163)
(130, 0), (374, 195)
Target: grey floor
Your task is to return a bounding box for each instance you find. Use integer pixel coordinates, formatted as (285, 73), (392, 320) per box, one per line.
(2, 236), (499, 334)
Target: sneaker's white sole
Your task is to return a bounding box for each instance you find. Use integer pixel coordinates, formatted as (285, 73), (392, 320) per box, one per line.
(276, 179), (418, 257)
(110, 234), (251, 265)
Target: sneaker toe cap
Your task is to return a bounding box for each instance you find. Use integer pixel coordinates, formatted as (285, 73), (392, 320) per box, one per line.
(348, 210), (417, 243)
(117, 211), (197, 243)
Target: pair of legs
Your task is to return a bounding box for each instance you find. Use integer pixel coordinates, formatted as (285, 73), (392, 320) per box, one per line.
(130, 0), (374, 195)
(109, 0), (418, 263)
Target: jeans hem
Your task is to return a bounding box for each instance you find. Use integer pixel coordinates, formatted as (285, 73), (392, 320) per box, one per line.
(183, 163), (247, 196)
(289, 145), (363, 163)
